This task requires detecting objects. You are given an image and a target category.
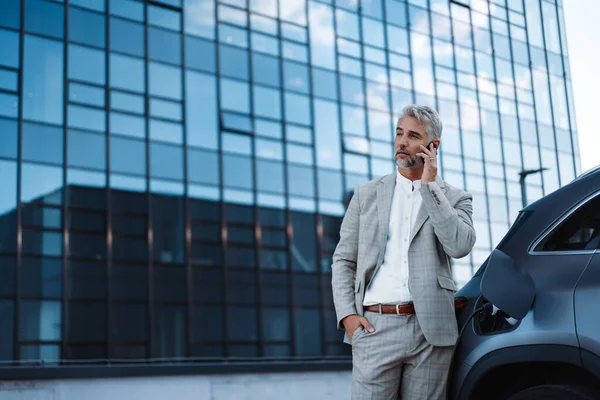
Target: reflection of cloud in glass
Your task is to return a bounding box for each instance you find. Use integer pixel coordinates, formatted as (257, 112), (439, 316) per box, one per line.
(185, 0), (215, 31)
(460, 104), (481, 132)
(471, 11), (489, 28)
(281, 0), (307, 26)
(308, 2), (334, 46)
(218, 4), (247, 26)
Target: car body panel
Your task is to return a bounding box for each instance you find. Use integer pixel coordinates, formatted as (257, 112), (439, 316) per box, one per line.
(449, 167), (600, 400)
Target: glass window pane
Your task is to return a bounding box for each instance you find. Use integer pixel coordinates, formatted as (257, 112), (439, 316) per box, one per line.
(222, 132), (252, 155)
(336, 9), (359, 40)
(309, 2), (334, 69)
(149, 27), (181, 65)
(318, 169), (342, 201)
(0, 160), (17, 218)
(256, 138), (283, 160)
(21, 163), (63, 205)
(110, 137), (146, 175)
(385, 0), (407, 27)
(315, 99), (341, 169)
(535, 194), (600, 252)
(148, 5), (181, 31)
(250, 0), (277, 17)
(252, 53), (280, 87)
(22, 122), (63, 165)
(110, 0), (144, 22)
(69, 7), (106, 48)
(387, 25), (409, 54)
(0, 118), (18, 159)
(251, 32), (279, 56)
(280, 0), (306, 25)
(20, 300), (62, 341)
(186, 71), (218, 149)
(221, 79), (250, 113)
(282, 41), (308, 63)
(0, 29), (19, 69)
(184, 0), (214, 38)
(111, 91), (144, 114)
(362, 17), (384, 47)
(21, 258), (62, 298)
(67, 129), (106, 170)
(312, 68), (337, 101)
(68, 105), (106, 132)
(23, 36), (64, 125)
(69, 44), (106, 85)
(150, 143), (184, 181)
(283, 61), (309, 94)
(149, 119), (183, 144)
(220, 24), (248, 48)
(223, 154), (253, 189)
(218, 4), (247, 27)
(284, 93), (311, 125)
(150, 99), (182, 121)
(110, 17), (144, 57)
(219, 45), (249, 80)
(69, 83), (105, 108)
(187, 149), (219, 185)
(257, 160), (284, 194)
(25, 0), (64, 39)
(287, 165), (314, 197)
(0, 93), (18, 119)
(0, 0), (20, 30)
(250, 13), (278, 35)
(185, 36), (215, 72)
(149, 63), (182, 100)
(253, 86), (281, 120)
(110, 112), (145, 138)
(110, 53), (145, 93)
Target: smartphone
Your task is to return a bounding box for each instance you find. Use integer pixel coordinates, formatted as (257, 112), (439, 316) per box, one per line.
(418, 140), (439, 164)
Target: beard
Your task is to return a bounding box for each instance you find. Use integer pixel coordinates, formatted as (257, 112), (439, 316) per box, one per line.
(395, 149), (420, 170)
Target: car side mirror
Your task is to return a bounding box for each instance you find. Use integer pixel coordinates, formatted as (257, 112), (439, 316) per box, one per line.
(480, 249), (536, 320)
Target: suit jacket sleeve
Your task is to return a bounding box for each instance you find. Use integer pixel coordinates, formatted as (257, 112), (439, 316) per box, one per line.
(418, 181), (476, 259)
(331, 185), (361, 330)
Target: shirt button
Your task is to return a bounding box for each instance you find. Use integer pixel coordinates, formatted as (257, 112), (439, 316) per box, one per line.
(403, 283), (407, 287)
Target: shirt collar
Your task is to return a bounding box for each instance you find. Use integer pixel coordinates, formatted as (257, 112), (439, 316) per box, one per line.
(396, 170), (422, 193)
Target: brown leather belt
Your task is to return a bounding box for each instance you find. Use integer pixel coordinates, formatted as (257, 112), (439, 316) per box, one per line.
(364, 297), (468, 315)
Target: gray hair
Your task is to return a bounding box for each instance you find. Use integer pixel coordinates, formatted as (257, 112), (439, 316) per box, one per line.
(398, 105), (443, 141)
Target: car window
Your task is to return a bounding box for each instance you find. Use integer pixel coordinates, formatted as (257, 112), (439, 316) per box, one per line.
(534, 193), (600, 252)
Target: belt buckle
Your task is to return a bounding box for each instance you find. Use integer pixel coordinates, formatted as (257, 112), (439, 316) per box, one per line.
(396, 304), (402, 315)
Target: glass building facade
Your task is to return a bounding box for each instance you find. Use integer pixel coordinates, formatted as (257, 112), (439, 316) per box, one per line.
(0, 0), (579, 366)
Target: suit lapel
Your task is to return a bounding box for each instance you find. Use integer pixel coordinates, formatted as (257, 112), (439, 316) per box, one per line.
(377, 173), (395, 252)
(410, 175), (447, 244)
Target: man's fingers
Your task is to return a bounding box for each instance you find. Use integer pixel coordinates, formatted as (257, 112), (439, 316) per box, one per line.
(360, 318), (375, 333)
(420, 144), (433, 156)
(416, 152), (429, 164)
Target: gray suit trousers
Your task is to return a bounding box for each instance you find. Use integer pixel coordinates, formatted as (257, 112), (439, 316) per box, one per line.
(351, 311), (453, 400)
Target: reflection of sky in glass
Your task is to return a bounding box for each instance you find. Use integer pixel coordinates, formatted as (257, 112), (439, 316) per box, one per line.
(23, 35), (63, 125)
(20, 163), (63, 204)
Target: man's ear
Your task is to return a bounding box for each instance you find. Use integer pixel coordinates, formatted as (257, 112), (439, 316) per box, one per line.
(432, 139), (441, 149)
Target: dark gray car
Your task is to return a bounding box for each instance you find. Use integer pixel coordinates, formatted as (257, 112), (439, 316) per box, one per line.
(449, 165), (600, 400)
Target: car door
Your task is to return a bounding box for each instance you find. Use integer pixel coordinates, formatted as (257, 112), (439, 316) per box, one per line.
(527, 191), (600, 347)
(573, 193), (600, 377)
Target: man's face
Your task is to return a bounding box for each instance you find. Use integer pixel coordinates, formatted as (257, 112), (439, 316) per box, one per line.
(394, 116), (429, 170)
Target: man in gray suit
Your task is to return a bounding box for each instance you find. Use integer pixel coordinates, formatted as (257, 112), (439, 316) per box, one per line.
(332, 105), (476, 399)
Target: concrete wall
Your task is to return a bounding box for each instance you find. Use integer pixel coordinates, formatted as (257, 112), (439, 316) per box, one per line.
(0, 371), (352, 400)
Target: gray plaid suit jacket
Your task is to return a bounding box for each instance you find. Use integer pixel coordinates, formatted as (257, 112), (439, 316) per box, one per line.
(331, 173), (476, 347)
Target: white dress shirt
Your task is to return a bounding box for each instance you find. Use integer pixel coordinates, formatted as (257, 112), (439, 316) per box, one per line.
(363, 171), (423, 305)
